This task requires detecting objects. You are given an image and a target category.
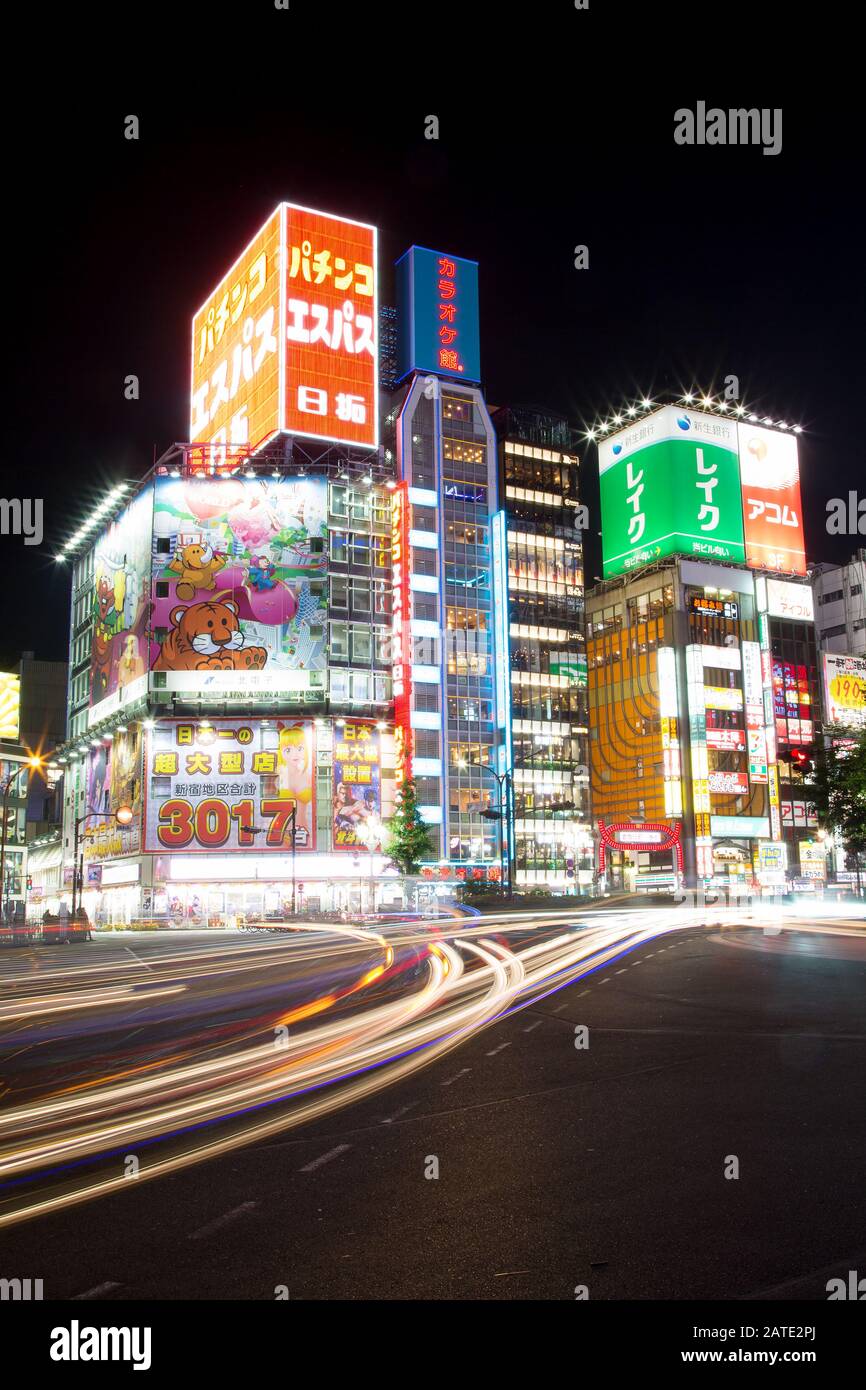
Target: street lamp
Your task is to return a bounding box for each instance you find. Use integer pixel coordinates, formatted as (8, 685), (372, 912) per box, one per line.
(0, 753), (45, 923)
(457, 757), (514, 897)
(71, 803), (134, 919)
(353, 812), (384, 914)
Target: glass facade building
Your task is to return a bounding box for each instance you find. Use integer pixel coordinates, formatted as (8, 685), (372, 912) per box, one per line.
(494, 408), (593, 890)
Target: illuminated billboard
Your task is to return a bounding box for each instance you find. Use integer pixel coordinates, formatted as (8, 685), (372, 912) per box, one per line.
(738, 423), (806, 575)
(772, 659), (814, 745)
(191, 207), (282, 462)
(191, 203), (378, 458)
(144, 718), (315, 853)
(0, 673), (20, 740)
(765, 578), (814, 622)
(150, 476), (327, 696)
(823, 653), (866, 729)
(84, 725), (143, 861)
(332, 720), (382, 850)
(395, 245), (481, 383)
(600, 407), (745, 577)
(89, 488), (154, 724)
(390, 482), (413, 786)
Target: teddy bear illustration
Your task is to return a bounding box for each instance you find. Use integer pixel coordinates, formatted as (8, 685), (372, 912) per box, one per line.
(169, 541), (227, 601)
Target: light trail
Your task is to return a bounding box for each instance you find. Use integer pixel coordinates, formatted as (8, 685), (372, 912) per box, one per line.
(0, 905), (861, 1228)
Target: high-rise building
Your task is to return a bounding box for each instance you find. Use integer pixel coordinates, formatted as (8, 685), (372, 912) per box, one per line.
(588, 398), (822, 893)
(52, 201), (404, 924)
(493, 406), (593, 891)
(54, 452), (400, 924)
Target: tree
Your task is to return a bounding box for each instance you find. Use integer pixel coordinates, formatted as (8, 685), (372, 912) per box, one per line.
(384, 778), (433, 876)
(811, 729), (866, 895)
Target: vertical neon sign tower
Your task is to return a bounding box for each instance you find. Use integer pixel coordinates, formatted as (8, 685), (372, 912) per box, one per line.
(393, 246), (505, 876)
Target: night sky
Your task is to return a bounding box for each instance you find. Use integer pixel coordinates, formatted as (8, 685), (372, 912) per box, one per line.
(6, 4), (862, 669)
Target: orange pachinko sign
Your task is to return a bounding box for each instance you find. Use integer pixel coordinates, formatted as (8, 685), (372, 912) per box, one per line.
(190, 203), (378, 466)
(737, 423), (806, 575)
(191, 207), (282, 465)
(283, 205), (377, 448)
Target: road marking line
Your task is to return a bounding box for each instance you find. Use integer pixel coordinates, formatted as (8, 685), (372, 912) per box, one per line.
(440, 1069), (472, 1087)
(577, 989), (591, 997)
(615, 968), (628, 975)
(189, 1201), (258, 1239)
(486, 1041), (512, 1056)
(599, 976), (611, 983)
(522, 1019), (543, 1033)
(299, 1144), (351, 1174)
(382, 1102), (420, 1121)
(73, 1282), (121, 1300)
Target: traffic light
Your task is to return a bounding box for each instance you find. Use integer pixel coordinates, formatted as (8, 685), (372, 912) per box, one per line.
(790, 747), (814, 776)
(479, 808), (503, 821)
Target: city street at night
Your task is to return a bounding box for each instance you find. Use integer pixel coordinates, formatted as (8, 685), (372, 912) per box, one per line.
(2, 906), (865, 1301)
(2, 7), (863, 1362)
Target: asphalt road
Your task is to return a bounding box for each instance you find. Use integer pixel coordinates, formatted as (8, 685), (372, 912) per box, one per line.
(1, 915), (865, 1300)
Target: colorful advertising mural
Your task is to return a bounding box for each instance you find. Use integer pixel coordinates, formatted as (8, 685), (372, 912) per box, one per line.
(84, 726), (143, 861)
(332, 720), (382, 850)
(191, 203), (378, 459)
(150, 476), (327, 695)
(600, 407), (745, 577)
(144, 719), (315, 853)
(395, 245), (481, 383)
(89, 489), (153, 722)
(738, 423), (806, 575)
(822, 653), (866, 729)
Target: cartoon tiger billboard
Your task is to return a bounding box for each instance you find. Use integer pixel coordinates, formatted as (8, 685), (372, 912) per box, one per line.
(149, 476), (327, 693)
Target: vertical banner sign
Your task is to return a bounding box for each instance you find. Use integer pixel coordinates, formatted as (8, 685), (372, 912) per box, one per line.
(395, 245), (481, 383)
(332, 721), (382, 850)
(686, 645), (713, 878)
(144, 719), (315, 852)
(757, 599), (783, 841)
(742, 640), (768, 784)
(391, 482), (413, 786)
(491, 510), (512, 775)
(89, 488), (154, 724)
(657, 647), (683, 816)
(191, 203), (378, 465)
(737, 423), (806, 575)
(599, 407), (745, 577)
